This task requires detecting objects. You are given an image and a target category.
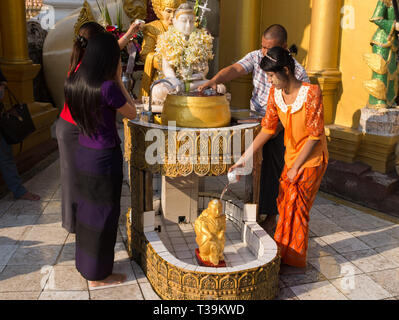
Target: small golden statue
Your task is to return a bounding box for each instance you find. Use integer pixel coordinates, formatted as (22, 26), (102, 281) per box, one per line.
(140, 0), (186, 97)
(194, 199), (226, 267)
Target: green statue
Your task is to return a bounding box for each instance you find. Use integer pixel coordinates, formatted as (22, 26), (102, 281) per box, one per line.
(364, 0), (399, 109)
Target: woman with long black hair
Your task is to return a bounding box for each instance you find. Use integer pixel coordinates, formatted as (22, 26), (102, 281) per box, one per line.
(230, 47), (328, 268)
(65, 32), (137, 287)
(57, 21), (142, 234)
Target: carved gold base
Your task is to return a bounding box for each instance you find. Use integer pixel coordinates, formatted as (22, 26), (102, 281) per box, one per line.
(357, 133), (399, 174)
(325, 124), (362, 163)
(325, 124), (399, 173)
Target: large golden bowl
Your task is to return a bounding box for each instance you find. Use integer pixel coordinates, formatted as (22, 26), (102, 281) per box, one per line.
(161, 94), (231, 128)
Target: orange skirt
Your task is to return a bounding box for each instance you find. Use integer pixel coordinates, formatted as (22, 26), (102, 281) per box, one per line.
(274, 162), (327, 268)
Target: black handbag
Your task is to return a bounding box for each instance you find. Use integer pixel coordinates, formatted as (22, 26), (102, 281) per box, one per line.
(0, 87), (36, 145)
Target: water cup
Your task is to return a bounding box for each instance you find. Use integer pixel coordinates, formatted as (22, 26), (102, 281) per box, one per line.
(228, 167), (246, 184)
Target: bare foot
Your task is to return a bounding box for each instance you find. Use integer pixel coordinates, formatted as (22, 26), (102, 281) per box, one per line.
(88, 273), (127, 288)
(18, 192), (41, 201)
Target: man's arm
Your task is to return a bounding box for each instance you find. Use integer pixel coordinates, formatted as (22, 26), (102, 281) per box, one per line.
(198, 63), (247, 92)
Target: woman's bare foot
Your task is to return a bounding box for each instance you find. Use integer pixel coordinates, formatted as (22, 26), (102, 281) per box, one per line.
(88, 273), (127, 288)
(18, 192), (41, 201)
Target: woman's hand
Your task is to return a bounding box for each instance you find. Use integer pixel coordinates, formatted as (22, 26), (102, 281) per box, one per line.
(287, 166), (304, 183)
(127, 19), (144, 37)
(229, 158), (245, 173)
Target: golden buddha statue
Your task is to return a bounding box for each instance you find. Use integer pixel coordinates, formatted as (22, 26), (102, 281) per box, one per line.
(194, 200), (226, 266)
(140, 0), (186, 97)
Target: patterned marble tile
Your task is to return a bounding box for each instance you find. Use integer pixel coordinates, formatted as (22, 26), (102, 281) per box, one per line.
(0, 265), (51, 292)
(351, 229), (399, 249)
(367, 268), (399, 297)
(43, 265), (88, 291)
(290, 281), (347, 300)
(21, 226), (68, 247)
(280, 265), (327, 287)
(90, 284), (143, 300)
(0, 292), (40, 300)
(6, 201), (49, 216)
(308, 254), (363, 280)
(7, 245), (62, 267)
(309, 219), (344, 237)
(330, 274), (391, 300)
(39, 291), (89, 300)
(320, 231), (370, 254)
(341, 249), (399, 273)
(307, 237), (338, 258)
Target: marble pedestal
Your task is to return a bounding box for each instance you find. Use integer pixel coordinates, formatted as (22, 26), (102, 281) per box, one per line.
(161, 175), (199, 224)
(357, 107), (399, 173)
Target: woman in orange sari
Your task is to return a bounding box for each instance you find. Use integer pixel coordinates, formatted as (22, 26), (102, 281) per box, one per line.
(230, 46), (328, 268)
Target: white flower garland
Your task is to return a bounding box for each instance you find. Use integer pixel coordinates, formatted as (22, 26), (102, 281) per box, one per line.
(156, 26), (214, 80)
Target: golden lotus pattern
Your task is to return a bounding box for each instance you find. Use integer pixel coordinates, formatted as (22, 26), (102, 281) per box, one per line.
(123, 119), (260, 177)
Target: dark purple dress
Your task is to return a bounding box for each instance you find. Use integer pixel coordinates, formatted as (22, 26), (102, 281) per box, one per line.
(74, 80), (127, 281)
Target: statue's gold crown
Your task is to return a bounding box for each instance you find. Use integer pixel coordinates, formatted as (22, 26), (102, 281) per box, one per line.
(151, 0), (186, 19)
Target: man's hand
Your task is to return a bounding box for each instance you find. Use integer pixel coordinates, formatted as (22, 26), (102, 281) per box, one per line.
(198, 79), (218, 93)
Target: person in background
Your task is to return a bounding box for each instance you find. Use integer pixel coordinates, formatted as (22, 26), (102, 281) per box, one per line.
(230, 47), (328, 268)
(57, 21), (142, 234)
(0, 68), (40, 201)
(65, 32), (137, 287)
(199, 25), (310, 235)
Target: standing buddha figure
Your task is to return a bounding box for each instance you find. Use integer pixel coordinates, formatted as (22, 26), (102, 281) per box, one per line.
(364, 0), (399, 108)
(140, 0), (186, 97)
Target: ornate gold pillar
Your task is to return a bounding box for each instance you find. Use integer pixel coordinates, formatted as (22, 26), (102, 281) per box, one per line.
(307, 0), (342, 125)
(0, 0), (58, 156)
(0, 0), (40, 103)
(219, 0), (261, 109)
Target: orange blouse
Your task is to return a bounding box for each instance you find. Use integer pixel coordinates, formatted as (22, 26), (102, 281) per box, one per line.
(261, 82), (329, 170)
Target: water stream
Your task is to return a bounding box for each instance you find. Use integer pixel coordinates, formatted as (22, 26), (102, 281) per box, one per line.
(220, 184), (230, 201)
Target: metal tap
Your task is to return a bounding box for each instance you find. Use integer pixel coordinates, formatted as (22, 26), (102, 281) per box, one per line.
(142, 79), (176, 123)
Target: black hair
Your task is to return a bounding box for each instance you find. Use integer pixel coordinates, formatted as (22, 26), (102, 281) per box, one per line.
(69, 22), (105, 74)
(263, 24), (288, 45)
(260, 46), (296, 78)
(65, 32), (121, 137)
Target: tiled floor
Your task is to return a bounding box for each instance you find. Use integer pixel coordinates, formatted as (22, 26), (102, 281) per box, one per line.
(1, 155), (399, 300)
(157, 215), (256, 267)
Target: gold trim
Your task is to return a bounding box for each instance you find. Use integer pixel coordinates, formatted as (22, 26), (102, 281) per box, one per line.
(124, 119), (261, 177)
(143, 239), (280, 300)
(74, 0), (96, 36)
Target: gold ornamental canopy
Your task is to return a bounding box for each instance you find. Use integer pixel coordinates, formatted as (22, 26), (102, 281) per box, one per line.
(25, 0), (43, 20)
